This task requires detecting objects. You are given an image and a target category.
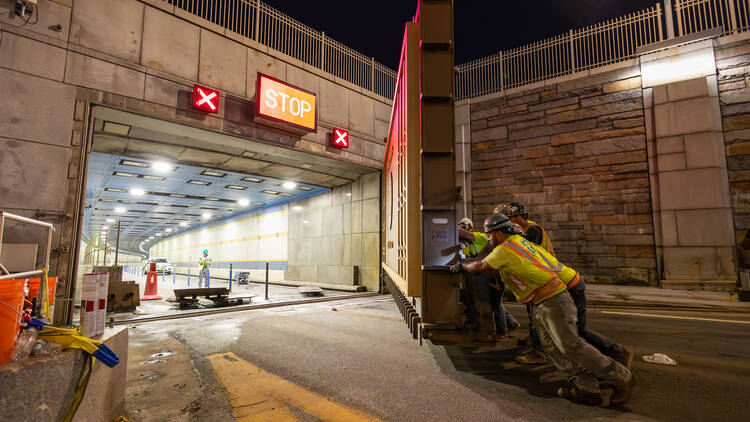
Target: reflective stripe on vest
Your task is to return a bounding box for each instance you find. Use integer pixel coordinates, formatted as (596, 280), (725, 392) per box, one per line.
(502, 240), (563, 274)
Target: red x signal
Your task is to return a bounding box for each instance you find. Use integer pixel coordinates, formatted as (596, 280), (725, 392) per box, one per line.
(330, 128), (349, 148)
(193, 85), (219, 113)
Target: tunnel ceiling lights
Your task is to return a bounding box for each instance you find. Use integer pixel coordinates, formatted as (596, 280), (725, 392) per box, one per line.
(204, 197), (220, 201)
(202, 213), (212, 219)
(241, 177), (264, 183)
(152, 161), (173, 173)
(120, 159), (149, 168)
(106, 219), (115, 223)
(261, 190), (279, 195)
(200, 170), (226, 178)
(282, 181), (297, 189)
(115, 207), (127, 213)
(279, 193), (293, 197)
(179, 222), (188, 226)
(114, 171), (139, 178)
(105, 188), (127, 193)
(112, 172), (166, 181)
(238, 199), (250, 206)
(225, 185), (247, 190)
(130, 188), (146, 196)
(297, 186), (313, 191)
(169, 194), (186, 198)
(188, 180), (211, 185)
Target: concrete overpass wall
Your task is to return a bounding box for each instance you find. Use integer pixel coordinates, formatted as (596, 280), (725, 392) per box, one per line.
(0, 0), (390, 319)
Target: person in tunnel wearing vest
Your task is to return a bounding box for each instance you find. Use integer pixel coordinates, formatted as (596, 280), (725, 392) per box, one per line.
(458, 218), (519, 338)
(198, 249), (212, 288)
(496, 202), (634, 369)
(454, 213), (635, 406)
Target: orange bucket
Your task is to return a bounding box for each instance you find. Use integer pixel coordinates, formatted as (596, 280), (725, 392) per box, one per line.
(27, 278), (40, 300)
(0, 278), (26, 364)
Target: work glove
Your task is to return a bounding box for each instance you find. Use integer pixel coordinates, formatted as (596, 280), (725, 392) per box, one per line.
(450, 262), (463, 273)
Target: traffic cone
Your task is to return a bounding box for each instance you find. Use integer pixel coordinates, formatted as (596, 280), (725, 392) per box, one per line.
(141, 261), (162, 301)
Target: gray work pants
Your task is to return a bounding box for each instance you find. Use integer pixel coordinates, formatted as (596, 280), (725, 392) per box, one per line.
(199, 269), (209, 287)
(532, 292), (631, 393)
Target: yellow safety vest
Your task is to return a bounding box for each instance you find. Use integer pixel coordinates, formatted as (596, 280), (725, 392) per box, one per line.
(485, 235), (574, 304)
(526, 220), (555, 256)
(463, 232), (490, 258)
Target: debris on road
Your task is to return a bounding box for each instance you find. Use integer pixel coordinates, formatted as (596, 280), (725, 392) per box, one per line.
(642, 353), (677, 365)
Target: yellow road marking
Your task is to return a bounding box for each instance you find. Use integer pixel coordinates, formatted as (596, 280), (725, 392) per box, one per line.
(601, 311), (750, 325)
(206, 352), (381, 422)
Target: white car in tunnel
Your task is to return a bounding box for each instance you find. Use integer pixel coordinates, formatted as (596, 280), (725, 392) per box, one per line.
(142, 257), (172, 275)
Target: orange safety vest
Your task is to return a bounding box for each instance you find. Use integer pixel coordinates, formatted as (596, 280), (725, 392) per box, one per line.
(525, 220), (555, 256)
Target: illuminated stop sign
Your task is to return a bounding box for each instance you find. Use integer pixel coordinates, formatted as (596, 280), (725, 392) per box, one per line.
(193, 85), (219, 113)
(330, 128), (349, 148)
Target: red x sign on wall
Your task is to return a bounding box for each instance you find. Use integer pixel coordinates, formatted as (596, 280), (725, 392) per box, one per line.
(193, 85), (219, 113)
(330, 128), (349, 148)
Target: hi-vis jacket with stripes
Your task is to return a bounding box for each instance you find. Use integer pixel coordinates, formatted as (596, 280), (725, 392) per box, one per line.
(485, 234), (577, 304)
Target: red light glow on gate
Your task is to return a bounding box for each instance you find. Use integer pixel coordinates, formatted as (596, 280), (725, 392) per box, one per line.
(193, 85), (219, 113)
(331, 128), (349, 148)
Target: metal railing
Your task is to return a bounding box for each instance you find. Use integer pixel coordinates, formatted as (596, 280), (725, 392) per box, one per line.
(675, 0), (750, 36)
(456, 4), (664, 99)
(166, 0), (397, 98)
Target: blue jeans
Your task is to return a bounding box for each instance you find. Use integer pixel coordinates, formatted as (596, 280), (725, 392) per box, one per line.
(490, 283), (518, 335)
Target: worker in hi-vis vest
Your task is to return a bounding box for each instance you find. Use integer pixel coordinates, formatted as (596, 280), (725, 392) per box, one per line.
(496, 202), (633, 369)
(198, 249), (212, 288)
(455, 213), (635, 407)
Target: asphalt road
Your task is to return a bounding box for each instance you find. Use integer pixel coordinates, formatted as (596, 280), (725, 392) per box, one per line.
(126, 296), (750, 422)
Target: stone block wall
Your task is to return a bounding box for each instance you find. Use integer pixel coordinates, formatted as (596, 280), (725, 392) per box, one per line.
(715, 37), (750, 249)
(467, 66), (657, 284)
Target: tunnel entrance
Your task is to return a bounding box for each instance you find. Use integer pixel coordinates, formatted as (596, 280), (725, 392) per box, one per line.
(74, 106), (380, 322)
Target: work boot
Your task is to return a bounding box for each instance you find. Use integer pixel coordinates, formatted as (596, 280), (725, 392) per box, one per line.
(515, 350), (547, 365)
(557, 386), (602, 406)
(606, 373), (636, 406)
(615, 347), (634, 369)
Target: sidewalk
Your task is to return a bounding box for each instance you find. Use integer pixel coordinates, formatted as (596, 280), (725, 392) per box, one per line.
(584, 283), (750, 313)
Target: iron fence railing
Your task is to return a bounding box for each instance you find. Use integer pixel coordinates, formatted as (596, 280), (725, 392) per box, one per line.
(674, 0), (750, 36)
(166, 0), (397, 98)
(456, 4), (664, 99)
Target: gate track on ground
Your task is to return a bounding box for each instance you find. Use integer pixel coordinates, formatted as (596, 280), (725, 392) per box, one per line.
(115, 292), (382, 325)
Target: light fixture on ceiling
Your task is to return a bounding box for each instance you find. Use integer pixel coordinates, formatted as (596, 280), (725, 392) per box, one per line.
(200, 170), (226, 178)
(106, 218), (115, 223)
(148, 236), (154, 239)
(242, 176), (264, 183)
(102, 121), (131, 136)
(282, 181), (297, 189)
(165, 228), (172, 232)
(225, 185), (247, 190)
(113, 171), (139, 178)
(202, 213), (212, 219)
(204, 197), (220, 201)
(101, 225), (108, 230)
(152, 161), (173, 173)
(104, 188), (127, 193)
(142, 175), (166, 181)
(144, 239), (149, 242)
(187, 180), (211, 185)
(115, 207), (127, 213)
(261, 190), (279, 195)
(120, 159), (149, 168)
(251, 202), (265, 206)
(278, 193), (293, 197)
(238, 198), (250, 207)
(297, 186), (314, 191)
(179, 222), (188, 227)
(156, 233), (162, 236)
(169, 193), (186, 198)
(130, 188), (145, 196)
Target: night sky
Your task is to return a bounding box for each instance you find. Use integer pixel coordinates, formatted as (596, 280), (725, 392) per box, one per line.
(262, 0), (662, 69)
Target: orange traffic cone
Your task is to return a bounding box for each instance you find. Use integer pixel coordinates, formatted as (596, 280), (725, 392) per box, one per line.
(141, 261), (162, 301)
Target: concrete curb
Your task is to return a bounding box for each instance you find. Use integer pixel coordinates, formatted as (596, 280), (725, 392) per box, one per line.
(586, 299), (750, 313)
